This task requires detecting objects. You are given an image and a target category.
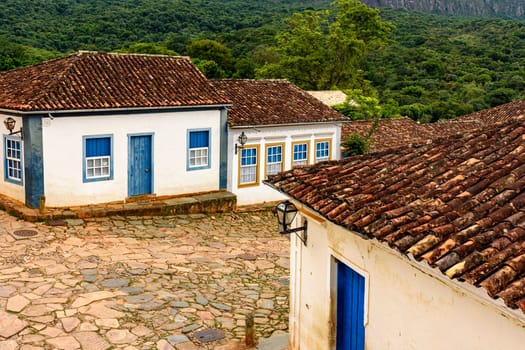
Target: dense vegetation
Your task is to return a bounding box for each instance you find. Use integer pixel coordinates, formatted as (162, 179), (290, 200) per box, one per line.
(365, 9), (525, 121)
(0, 0), (523, 122)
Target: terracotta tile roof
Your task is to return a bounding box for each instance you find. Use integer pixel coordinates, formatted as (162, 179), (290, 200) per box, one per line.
(456, 100), (525, 125)
(210, 79), (348, 127)
(342, 100), (525, 153)
(266, 119), (525, 314)
(0, 51), (230, 112)
(342, 118), (437, 152)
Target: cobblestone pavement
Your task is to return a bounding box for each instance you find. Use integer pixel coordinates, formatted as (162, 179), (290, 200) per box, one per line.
(0, 209), (290, 350)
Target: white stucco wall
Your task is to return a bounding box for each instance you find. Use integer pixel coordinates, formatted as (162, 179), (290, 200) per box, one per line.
(0, 114), (25, 203)
(42, 110), (222, 207)
(228, 123), (341, 205)
(289, 208), (525, 350)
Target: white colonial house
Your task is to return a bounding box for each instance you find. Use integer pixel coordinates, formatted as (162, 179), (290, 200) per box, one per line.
(210, 80), (347, 205)
(0, 51), (231, 208)
(266, 116), (525, 349)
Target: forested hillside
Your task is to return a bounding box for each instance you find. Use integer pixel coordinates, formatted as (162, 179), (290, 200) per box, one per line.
(0, 0), (331, 52)
(0, 0), (523, 122)
(365, 9), (525, 121)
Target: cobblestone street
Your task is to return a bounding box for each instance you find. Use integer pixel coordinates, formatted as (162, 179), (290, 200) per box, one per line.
(0, 209), (290, 349)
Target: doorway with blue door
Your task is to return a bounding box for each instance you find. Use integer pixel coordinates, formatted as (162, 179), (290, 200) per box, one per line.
(128, 134), (153, 197)
(335, 258), (366, 350)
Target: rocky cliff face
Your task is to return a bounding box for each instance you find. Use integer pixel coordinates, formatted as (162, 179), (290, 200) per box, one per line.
(362, 0), (524, 19)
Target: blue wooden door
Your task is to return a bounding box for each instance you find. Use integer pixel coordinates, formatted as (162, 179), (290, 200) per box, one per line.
(337, 261), (365, 350)
(128, 135), (152, 196)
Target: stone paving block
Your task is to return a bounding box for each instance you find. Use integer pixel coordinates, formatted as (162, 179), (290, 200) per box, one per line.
(167, 334), (190, 345)
(0, 310), (27, 338)
(6, 294), (30, 312)
(45, 336), (80, 349)
(73, 331), (111, 350)
(0, 340), (18, 350)
(105, 329), (138, 344)
(157, 339), (176, 350)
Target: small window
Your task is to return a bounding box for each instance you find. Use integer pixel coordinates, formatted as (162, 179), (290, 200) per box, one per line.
(4, 136), (22, 184)
(188, 129), (210, 170)
(293, 141), (309, 167)
(315, 139), (331, 163)
(84, 136), (112, 182)
(266, 144), (284, 177)
(239, 145), (259, 186)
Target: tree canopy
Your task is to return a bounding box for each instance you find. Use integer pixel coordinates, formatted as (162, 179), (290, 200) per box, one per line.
(256, 0), (395, 90)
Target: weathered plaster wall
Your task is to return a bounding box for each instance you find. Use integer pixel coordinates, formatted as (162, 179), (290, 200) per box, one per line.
(229, 123), (341, 205)
(42, 110), (222, 207)
(290, 209), (525, 349)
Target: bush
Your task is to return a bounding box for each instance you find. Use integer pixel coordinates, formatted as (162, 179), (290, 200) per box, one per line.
(342, 132), (371, 157)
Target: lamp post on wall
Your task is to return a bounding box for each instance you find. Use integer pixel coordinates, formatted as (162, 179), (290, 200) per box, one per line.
(3, 117), (23, 139)
(275, 200), (308, 245)
(235, 131), (248, 154)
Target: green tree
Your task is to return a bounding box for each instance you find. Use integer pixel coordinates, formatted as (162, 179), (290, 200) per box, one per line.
(341, 132), (372, 156)
(186, 39), (235, 77)
(256, 0), (394, 90)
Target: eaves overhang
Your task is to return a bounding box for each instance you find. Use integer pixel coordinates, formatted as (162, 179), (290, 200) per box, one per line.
(0, 103), (233, 117)
(228, 120), (346, 129)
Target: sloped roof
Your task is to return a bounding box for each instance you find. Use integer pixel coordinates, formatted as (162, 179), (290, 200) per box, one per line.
(342, 100), (525, 153)
(210, 80), (348, 127)
(0, 51), (230, 112)
(456, 100), (525, 125)
(266, 119), (525, 314)
(341, 118), (433, 152)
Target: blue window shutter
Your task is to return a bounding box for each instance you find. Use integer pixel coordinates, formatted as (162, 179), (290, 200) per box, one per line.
(86, 137), (110, 157)
(190, 131), (209, 148)
(337, 262), (365, 350)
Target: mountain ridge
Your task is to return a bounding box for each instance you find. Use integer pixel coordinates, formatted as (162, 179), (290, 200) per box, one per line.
(362, 0), (524, 19)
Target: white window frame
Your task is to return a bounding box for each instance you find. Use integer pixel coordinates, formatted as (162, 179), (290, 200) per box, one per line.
(86, 155), (111, 179)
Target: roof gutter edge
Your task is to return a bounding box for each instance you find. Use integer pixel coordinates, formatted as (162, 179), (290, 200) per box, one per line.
(229, 120), (347, 128)
(0, 103), (233, 116)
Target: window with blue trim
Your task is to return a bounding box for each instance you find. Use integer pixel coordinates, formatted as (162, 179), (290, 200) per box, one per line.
(316, 140), (330, 163)
(84, 136), (112, 181)
(266, 144), (283, 176)
(188, 130), (210, 169)
(4, 136), (22, 183)
(240, 146), (258, 185)
(293, 142), (308, 166)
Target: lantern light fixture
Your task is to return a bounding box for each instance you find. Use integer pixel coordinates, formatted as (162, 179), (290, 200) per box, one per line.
(275, 200), (307, 245)
(3, 117), (23, 139)
(235, 131), (248, 154)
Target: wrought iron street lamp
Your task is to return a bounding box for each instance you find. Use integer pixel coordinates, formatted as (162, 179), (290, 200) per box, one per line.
(275, 200), (307, 245)
(235, 131), (248, 154)
(3, 117), (23, 139)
